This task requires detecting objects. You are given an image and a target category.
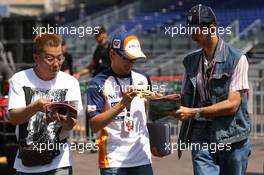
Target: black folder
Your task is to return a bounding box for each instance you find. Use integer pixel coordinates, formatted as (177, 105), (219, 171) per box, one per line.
(148, 94), (181, 121)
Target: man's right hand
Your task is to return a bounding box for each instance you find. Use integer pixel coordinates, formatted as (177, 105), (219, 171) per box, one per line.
(120, 86), (138, 108)
(73, 73), (81, 80)
(34, 98), (51, 112)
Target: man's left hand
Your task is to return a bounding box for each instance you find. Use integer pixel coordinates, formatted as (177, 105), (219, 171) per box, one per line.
(52, 112), (77, 130)
(166, 106), (196, 120)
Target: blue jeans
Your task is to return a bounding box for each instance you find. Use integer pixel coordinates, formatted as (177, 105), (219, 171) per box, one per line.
(100, 164), (153, 175)
(16, 166), (72, 175)
(191, 121), (251, 175)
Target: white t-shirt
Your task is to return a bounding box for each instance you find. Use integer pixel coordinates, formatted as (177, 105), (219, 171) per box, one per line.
(8, 68), (83, 173)
(87, 69), (152, 168)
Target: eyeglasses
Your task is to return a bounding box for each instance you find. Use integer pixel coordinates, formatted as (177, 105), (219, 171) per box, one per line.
(41, 53), (65, 63)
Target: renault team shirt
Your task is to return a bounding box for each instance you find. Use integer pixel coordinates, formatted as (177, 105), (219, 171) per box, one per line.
(87, 69), (152, 168)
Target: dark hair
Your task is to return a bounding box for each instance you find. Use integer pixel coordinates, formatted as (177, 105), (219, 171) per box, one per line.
(95, 26), (107, 38)
(33, 33), (61, 54)
(62, 39), (66, 46)
(202, 21), (217, 27)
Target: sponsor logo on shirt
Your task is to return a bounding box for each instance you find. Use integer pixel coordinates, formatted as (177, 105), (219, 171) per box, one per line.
(107, 94), (118, 100)
(111, 102), (125, 121)
(87, 105), (97, 112)
(111, 102), (118, 107)
(114, 115), (125, 121)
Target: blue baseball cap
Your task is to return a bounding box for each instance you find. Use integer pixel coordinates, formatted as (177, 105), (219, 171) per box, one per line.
(111, 31), (146, 61)
(186, 4), (217, 27)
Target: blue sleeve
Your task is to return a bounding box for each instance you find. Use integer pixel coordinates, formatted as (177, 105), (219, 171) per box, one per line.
(87, 80), (104, 118)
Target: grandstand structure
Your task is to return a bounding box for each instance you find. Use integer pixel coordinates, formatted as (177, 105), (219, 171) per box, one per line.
(64, 0), (264, 74)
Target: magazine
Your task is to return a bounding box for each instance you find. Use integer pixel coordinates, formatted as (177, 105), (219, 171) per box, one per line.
(147, 94), (181, 121)
(45, 101), (78, 122)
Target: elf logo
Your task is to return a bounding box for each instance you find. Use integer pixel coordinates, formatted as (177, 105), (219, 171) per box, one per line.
(113, 39), (121, 49)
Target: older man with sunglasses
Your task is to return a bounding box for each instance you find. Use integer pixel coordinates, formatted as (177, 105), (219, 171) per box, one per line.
(8, 32), (83, 175)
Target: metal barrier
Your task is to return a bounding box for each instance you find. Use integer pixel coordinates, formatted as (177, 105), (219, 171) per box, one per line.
(251, 115), (264, 138)
(249, 78), (264, 139)
(69, 80), (98, 152)
(70, 81), (88, 142)
(170, 122), (181, 142)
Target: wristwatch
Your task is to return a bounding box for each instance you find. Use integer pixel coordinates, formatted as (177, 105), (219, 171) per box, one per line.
(194, 108), (201, 119)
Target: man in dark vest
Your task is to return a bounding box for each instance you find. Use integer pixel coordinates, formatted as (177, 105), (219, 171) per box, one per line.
(168, 4), (251, 175)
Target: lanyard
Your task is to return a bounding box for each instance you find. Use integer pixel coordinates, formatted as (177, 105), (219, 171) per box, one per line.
(114, 74), (133, 114)
(113, 75), (133, 96)
(208, 39), (224, 80)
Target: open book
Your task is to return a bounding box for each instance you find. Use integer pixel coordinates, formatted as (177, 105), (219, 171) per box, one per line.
(45, 102), (78, 120)
(147, 94), (181, 121)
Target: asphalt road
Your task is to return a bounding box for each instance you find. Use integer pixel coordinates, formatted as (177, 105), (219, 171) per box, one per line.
(0, 142), (263, 175)
(71, 142), (264, 175)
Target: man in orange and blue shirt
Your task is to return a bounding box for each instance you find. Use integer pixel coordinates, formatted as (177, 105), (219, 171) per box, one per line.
(87, 31), (153, 175)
